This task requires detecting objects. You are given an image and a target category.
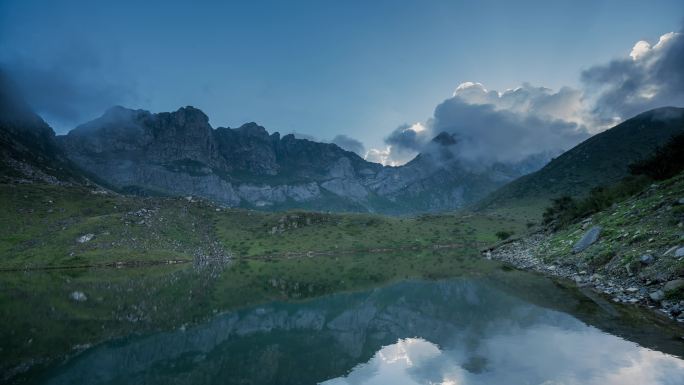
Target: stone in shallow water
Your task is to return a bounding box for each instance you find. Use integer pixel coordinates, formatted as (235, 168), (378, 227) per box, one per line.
(572, 226), (602, 253)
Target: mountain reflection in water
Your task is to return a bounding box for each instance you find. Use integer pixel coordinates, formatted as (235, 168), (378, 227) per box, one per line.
(38, 278), (684, 385)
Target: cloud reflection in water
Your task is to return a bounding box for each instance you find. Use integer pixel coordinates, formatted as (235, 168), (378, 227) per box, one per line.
(323, 326), (684, 385)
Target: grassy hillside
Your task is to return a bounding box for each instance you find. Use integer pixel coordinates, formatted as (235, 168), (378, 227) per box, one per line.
(477, 107), (684, 217)
(537, 172), (684, 282)
(0, 182), (526, 269)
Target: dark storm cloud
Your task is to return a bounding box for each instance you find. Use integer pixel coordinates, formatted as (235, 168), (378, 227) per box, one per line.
(430, 98), (588, 164)
(331, 134), (366, 156)
(1, 42), (136, 132)
(581, 31), (684, 123)
(380, 83), (589, 165)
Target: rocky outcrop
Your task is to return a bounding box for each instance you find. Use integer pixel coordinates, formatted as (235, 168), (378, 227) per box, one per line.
(56, 106), (544, 214)
(572, 226), (602, 253)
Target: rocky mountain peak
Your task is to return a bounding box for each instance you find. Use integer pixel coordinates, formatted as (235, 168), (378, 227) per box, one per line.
(168, 106), (210, 127)
(235, 122), (269, 138)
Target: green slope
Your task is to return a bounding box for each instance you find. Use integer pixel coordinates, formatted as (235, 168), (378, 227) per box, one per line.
(536, 172), (684, 282)
(477, 107), (684, 217)
(0, 182), (526, 269)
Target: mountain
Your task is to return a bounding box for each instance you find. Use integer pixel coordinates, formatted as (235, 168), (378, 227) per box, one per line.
(55, 106), (542, 214)
(0, 70), (83, 184)
(477, 107), (684, 213)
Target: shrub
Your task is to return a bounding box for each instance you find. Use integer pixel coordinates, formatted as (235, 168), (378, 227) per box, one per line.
(543, 176), (650, 230)
(495, 231), (513, 241)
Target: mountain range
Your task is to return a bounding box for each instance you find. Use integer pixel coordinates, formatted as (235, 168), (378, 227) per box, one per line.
(2, 70), (683, 215)
(21, 106), (546, 214)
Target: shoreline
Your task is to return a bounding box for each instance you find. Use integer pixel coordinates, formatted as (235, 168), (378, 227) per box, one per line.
(484, 233), (684, 324)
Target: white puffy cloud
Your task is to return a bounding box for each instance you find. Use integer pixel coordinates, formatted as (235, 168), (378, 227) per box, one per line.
(364, 145), (417, 166)
(582, 30), (684, 123)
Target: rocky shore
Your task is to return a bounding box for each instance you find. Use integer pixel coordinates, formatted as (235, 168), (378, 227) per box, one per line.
(484, 233), (684, 323)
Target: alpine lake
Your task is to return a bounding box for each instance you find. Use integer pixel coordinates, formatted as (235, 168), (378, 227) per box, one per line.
(2, 249), (684, 384)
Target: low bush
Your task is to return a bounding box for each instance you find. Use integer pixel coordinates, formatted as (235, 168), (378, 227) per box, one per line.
(543, 176), (650, 229)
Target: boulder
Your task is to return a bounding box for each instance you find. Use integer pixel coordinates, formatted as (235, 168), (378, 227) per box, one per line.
(663, 279), (684, 294)
(649, 290), (665, 302)
(664, 246), (679, 256)
(675, 247), (684, 258)
(76, 233), (94, 243)
(639, 254), (654, 265)
(572, 226), (602, 253)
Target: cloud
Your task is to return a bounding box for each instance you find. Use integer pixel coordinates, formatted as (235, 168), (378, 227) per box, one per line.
(369, 27), (684, 167)
(372, 82), (590, 166)
(375, 122), (434, 165)
(331, 134), (365, 156)
(582, 30), (684, 124)
(430, 84), (589, 164)
(0, 41), (136, 133)
(385, 122), (431, 152)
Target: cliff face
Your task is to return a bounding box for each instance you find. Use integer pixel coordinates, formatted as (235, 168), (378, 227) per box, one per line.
(56, 106), (541, 214)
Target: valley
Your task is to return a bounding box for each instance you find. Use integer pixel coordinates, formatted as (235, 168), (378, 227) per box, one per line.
(2, 14), (684, 382)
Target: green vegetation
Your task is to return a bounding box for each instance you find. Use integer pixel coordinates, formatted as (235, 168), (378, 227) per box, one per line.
(542, 176), (651, 230)
(0, 182), (527, 269)
(630, 132), (684, 181)
(0, 183), (209, 268)
(542, 132), (684, 230)
(535, 172), (684, 281)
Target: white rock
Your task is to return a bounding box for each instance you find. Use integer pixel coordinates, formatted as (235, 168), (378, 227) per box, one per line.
(70, 291), (87, 302)
(76, 233), (94, 243)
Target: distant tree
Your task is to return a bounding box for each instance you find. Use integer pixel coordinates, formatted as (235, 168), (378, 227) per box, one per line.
(629, 133), (684, 180)
(542, 196), (577, 228)
(542, 175), (650, 230)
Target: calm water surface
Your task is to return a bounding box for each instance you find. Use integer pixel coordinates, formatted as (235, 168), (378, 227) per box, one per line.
(31, 275), (684, 385)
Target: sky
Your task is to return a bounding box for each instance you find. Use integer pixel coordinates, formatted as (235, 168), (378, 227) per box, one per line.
(1, 0), (683, 164)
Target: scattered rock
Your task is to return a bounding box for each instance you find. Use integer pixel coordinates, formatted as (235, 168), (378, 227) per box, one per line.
(76, 233), (94, 243)
(663, 279), (684, 294)
(639, 254), (654, 265)
(572, 226), (602, 253)
(664, 245), (679, 256)
(70, 291), (87, 302)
